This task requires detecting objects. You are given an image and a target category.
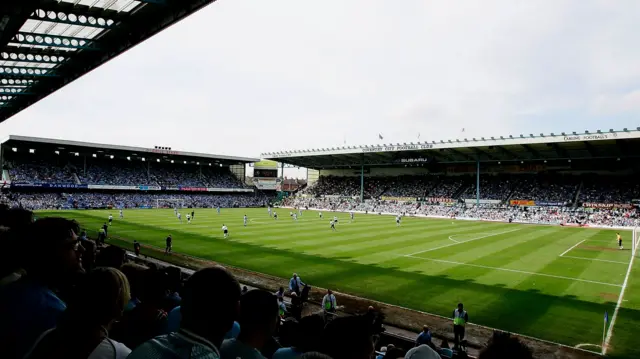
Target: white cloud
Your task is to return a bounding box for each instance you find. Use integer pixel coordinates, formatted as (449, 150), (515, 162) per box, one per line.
(1, 0), (639, 157)
(590, 90), (640, 115)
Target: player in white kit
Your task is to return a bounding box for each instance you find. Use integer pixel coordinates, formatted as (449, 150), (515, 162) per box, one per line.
(119, 209), (123, 219)
(396, 215), (401, 227)
(330, 220), (336, 231)
(108, 214), (113, 226)
(350, 211), (354, 223)
(186, 213), (191, 224)
(177, 213), (182, 223)
(244, 215), (248, 227)
(293, 213), (298, 221)
(222, 224), (229, 238)
(319, 212), (323, 219)
(268, 207), (272, 217)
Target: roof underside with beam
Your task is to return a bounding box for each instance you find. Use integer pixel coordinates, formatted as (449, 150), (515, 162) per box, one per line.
(263, 129), (640, 169)
(0, 0), (216, 123)
(1, 135), (258, 164)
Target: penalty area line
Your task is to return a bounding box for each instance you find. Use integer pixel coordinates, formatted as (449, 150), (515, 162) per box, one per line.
(404, 255), (622, 288)
(559, 239), (587, 257)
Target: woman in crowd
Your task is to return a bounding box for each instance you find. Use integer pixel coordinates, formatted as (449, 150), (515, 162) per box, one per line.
(24, 267), (132, 359)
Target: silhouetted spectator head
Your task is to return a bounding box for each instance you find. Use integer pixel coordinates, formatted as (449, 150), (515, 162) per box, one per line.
(323, 315), (376, 359)
(237, 289), (279, 346)
(300, 353), (333, 359)
(278, 317), (299, 347)
(81, 240), (97, 272)
(181, 266), (240, 348)
(65, 267), (130, 327)
(95, 245), (126, 269)
(404, 344), (440, 359)
(120, 263), (149, 303)
(458, 303), (464, 311)
(25, 217), (84, 283)
(297, 314), (326, 353)
(139, 269), (169, 306)
(0, 207), (33, 281)
(441, 338), (450, 349)
(478, 336), (533, 359)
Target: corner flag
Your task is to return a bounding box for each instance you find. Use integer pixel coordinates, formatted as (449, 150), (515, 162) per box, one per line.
(603, 310), (608, 351)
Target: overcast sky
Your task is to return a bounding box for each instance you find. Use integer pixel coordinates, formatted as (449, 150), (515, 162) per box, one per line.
(1, 0), (639, 159)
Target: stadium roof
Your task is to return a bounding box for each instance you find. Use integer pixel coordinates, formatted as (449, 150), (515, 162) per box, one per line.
(262, 128), (640, 169)
(0, 0), (217, 123)
(1, 135), (258, 164)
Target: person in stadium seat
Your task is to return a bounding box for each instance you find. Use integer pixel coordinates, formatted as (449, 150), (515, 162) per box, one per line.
(111, 269), (169, 349)
(0, 217), (84, 359)
(275, 286), (285, 299)
(272, 318), (300, 359)
(289, 292), (303, 321)
(24, 267), (132, 359)
(0, 207), (33, 288)
(81, 239), (97, 272)
(439, 339), (453, 358)
(119, 262), (148, 312)
(404, 344), (441, 359)
(95, 245), (127, 269)
(163, 266), (183, 312)
(220, 289), (279, 359)
(289, 273), (305, 296)
(415, 325), (432, 347)
(321, 315), (377, 359)
(478, 335), (533, 359)
(128, 266), (241, 359)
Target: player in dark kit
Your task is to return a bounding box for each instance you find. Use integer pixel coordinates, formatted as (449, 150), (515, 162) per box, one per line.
(165, 234), (172, 254)
(191, 210), (195, 219)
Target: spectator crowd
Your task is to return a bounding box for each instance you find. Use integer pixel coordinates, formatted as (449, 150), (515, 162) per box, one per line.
(6, 159), (244, 188)
(2, 192), (269, 210)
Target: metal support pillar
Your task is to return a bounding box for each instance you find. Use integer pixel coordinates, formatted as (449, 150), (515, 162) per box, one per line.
(360, 154), (365, 203)
(83, 155), (87, 177)
(0, 145), (3, 181)
(476, 160), (480, 206)
(147, 161), (150, 180)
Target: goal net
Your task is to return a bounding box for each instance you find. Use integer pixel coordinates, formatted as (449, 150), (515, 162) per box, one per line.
(633, 227), (640, 255)
(156, 198), (186, 209)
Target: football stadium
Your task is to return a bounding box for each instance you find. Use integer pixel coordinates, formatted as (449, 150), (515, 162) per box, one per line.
(1, 1), (639, 359)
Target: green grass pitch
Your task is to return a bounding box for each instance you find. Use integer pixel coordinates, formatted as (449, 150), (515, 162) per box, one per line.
(38, 208), (640, 358)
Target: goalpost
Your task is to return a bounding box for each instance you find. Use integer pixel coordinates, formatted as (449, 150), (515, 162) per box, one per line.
(156, 198), (186, 209)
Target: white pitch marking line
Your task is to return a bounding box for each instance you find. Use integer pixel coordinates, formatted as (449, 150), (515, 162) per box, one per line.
(560, 255), (628, 265)
(448, 235), (460, 243)
(405, 228), (522, 257)
(559, 239), (587, 257)
(405, 255), (622, 288)
(603, 236), (639, 354)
